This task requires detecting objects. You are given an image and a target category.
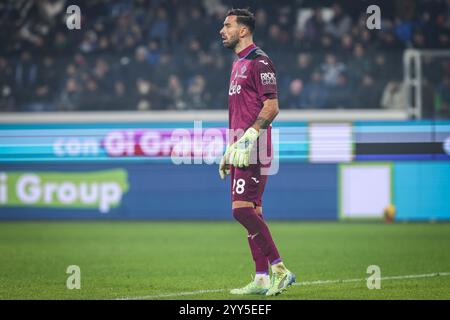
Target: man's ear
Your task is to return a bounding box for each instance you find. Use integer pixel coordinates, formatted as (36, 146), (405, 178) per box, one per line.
(239, 26), (248, 38)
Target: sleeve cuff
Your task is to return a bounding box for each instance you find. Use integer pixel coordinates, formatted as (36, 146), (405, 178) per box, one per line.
(261, 93), (277, 102)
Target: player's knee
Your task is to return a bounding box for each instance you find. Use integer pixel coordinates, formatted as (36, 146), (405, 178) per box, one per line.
(232, 207), (253, 224)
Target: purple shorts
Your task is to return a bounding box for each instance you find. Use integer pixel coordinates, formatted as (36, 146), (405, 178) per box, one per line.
(230, 164), (268, 207)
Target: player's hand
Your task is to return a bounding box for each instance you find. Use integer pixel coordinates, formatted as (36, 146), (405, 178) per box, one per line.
(228, 127), (259, 168)
(219, 146), (231, 179)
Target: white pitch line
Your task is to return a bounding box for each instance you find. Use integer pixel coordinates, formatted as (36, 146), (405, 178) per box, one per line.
(116, 289), (227, 300)
(116, 271), (450, 300)
(293, 272), (450, 287)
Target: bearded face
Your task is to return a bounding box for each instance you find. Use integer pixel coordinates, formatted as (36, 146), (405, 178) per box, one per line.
(220, 15), (243, 50)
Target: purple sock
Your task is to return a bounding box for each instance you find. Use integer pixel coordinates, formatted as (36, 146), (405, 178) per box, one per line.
(248, 233), (269, 274)
(233, 207), (281, 264)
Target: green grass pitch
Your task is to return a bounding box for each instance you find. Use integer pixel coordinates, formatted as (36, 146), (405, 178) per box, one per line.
(0, 221), (449, 300)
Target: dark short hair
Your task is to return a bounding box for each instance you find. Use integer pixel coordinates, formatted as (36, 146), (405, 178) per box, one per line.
(226, 8), (255, 33)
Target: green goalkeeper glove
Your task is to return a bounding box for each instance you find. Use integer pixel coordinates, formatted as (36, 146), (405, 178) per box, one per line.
(228, 127), (260, 168)
(219, 145), (231, 180)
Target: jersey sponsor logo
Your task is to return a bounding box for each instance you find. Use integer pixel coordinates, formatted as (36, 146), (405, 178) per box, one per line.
(235, 67), (247, 79)
(228, 81), (241, 96)
(260, 72), (276, 85)
(259, 60), (269, 65)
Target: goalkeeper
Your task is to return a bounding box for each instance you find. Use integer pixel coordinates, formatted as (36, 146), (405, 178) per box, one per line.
(219, 8), (295, 296)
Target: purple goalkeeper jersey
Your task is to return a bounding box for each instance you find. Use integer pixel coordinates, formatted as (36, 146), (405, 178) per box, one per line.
(228, 43), (278, 133)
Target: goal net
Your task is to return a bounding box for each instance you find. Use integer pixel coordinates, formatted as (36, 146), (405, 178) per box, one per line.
(404, 49), (450, 119)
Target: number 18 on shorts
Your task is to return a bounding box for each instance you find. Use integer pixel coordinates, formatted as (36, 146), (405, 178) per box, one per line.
(230, 165), (268, 207)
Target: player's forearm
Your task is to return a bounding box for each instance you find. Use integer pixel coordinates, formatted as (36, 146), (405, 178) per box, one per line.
(252, 98), (279, 131)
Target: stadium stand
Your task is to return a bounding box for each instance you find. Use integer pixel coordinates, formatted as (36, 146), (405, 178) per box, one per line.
(0, 0), (449, 117)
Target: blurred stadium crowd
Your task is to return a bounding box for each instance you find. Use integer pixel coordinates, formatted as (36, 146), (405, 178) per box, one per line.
(0, 0), (449, 116)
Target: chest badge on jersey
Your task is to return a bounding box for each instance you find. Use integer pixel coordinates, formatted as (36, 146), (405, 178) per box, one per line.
(237, 64), (248, 79)
(229, 63), (248, 96)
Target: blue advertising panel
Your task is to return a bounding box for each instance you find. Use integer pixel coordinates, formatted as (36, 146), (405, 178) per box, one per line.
(393, 162), (450, 221)
(1, 120), (449, 221)
(0, 122), (309, 163)
(0, 163), (337, 220)
(354, 120), (450, 161)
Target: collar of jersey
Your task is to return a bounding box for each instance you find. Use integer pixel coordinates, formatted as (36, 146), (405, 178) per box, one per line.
(237, 44), (257, 60)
